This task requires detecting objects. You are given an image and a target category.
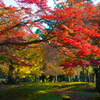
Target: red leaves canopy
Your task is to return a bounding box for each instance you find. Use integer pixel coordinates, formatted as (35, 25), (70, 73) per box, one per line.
(0, 0), (100, 67)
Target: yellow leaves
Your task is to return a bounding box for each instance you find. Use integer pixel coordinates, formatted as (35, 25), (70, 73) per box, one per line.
(88, 66), (93, 73)
(19, 67), (31, 77)
(0, 64), (9, 76)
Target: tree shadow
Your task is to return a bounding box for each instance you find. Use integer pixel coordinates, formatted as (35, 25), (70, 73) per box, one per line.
(0, 83), (64, 100)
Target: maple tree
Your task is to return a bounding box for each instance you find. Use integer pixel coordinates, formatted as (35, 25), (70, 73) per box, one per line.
(0, 0), (100, 89)
(0, 0), (98, 65)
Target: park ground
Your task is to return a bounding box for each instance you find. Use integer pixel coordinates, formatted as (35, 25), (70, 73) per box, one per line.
(0, 82), (100, 100)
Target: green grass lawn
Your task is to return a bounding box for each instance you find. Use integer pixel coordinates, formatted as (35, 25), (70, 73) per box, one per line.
(0, 82), (100, 100)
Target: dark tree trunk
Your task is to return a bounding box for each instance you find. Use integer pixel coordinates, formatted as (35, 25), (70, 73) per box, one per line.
(54, 71), (57, 82)
(87, 71), (90, 82)
(93, 67), (100, 91)
(96, 71), (100, 91)
(94, 73), (96, 83)
(15, 68), (20, 84)
(55, 75), (58, 82)
(68, 76), (71, 82)
(77, 70), (80, 82)
(39, 74), (46, 82)
(49, 75), (53, 82)
(7, 64), (15, 84)
(82, 66), (86, 82)
(35, 75), (37, 82)
(73, 75), (76, 82)
(87, 67), (90, 82)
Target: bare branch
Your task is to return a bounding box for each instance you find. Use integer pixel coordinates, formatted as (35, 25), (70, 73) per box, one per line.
(25, 25), (40, 39)
(0, 36), (55, 46)
(0, 21), (10, 25)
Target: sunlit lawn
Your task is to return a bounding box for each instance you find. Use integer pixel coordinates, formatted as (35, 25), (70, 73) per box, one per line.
(0, 82), (100, 100)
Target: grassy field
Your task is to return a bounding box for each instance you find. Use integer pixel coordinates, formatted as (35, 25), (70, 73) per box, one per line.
(0, 82), (100, 100)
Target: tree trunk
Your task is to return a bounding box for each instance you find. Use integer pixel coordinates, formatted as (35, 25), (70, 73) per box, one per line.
(55, 75), (57, 82)
(35, 75), (37, 82)
(68, 76), (70, 82)
(54, 71), (57, 82)
(94, 73), (96, 83)
(15, 68), (20, 84)
(7, 64), (14, 84)
(87, 71), (90, 82)
(49, 75), (53, 82)
(93, 66), (100, 91)
(73, 75), (76, 82)
(82, 66), (86, 82)
(77, 70), (80, 82)
(87, 67), (90, 82)
(96, 71), (100, 91)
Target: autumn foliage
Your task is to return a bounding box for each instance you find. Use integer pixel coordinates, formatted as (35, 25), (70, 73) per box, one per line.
(0, 0), (100, 69)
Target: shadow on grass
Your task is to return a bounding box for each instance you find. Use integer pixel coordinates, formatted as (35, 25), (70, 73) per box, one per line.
(0, 82), (99, 100)
(0, 82), (64, 100)
(51, 82), (99, 100)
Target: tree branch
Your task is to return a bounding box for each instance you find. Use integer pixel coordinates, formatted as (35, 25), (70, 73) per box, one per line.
(0, 40), (44, 46)
(0, 36), (55, 46)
